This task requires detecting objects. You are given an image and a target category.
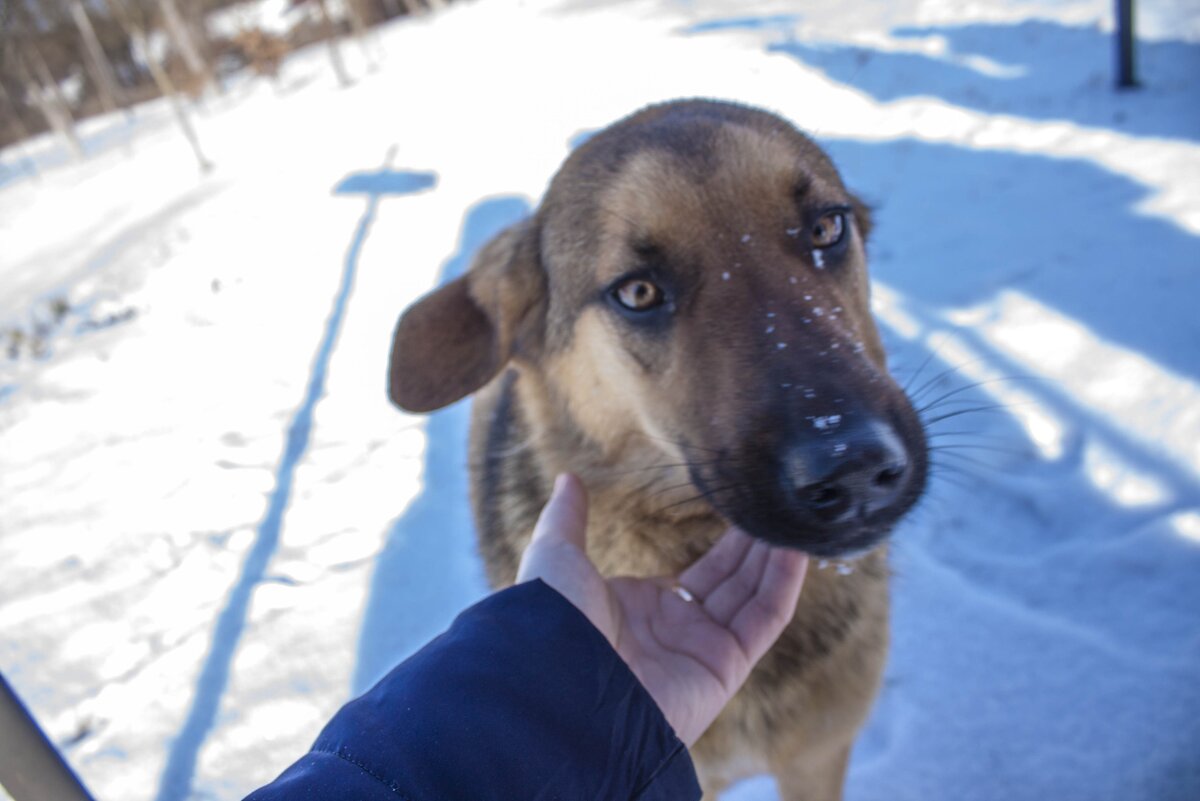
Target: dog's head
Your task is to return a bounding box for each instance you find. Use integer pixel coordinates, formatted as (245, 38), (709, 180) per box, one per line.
(389, 100), (926, 558)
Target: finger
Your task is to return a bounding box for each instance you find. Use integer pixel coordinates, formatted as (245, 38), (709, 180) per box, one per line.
(517, 473), (590, 583)
(677, 526), (754, 599)
(699, 538), (771, 627)
(530, 473), (588, 549)
(729, 548), (809, 663)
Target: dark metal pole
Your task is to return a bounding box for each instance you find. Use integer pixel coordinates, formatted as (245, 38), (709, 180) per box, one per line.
(0, 672), (96, 801)
(1116, 0), (1138, 88)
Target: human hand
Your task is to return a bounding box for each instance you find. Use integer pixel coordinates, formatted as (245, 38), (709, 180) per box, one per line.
(516, 473), (809, 746)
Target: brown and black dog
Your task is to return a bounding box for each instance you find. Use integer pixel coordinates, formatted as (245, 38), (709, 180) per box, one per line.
(388, 99), (927, 800)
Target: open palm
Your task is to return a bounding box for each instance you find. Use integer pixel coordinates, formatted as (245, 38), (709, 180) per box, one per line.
(517, 474), (808, 746)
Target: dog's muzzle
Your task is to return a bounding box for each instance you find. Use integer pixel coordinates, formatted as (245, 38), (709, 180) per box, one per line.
(785, 417), (912, 526)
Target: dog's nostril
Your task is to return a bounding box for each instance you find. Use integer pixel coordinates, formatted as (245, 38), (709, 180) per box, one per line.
(803, 482), (849, 522)
(807, 484), (843, 509)
(873, 464), (906, 489)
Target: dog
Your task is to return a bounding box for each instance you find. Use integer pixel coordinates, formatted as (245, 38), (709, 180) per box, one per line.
(387, 99), (928, 800)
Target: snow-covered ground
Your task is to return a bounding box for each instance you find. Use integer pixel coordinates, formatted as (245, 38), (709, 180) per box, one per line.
(1, 1), (1198, 799)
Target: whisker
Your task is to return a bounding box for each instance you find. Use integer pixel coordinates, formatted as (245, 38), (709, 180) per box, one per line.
(648, 479), (706, 500)
(914, 485), (958, 511)
(899, 344), (944, 395)
(904, 350), (1015, 403)
(921, 403), (1014, 426)
(926, 465), (979, 490)
(925, 429), (1018, 441)
(916, 374), (1041, 415)
(930, 442), (1028, 457)
(917, 382), (991, 414)
(631, 431), (724, 455)
(906, 360), (966, 403)
(891, 331), (967, 386)
(658, 481), (750, 513)
(588, 461), (699, 478)
(930, 453), (1008, 473)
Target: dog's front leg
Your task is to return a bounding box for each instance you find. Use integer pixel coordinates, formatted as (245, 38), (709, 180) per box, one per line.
(770, 743), (851, 801)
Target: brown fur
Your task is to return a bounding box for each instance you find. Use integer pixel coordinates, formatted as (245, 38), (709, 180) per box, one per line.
(388, 99), (927, 800)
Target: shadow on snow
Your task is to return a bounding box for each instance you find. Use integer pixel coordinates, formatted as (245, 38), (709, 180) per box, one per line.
(351, 194), (532, 695)
(825, 136), (1200, 383)
(821, 131), (1200, 798)
(766, 20), (1200, 141)
(152, 165), (436, 801)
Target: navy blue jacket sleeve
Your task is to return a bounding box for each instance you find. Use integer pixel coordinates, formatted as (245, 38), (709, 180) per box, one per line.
(244, 579), (702, 800)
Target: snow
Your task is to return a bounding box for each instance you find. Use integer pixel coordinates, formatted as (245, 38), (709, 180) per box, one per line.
(1, 0), (1199, 800)
(208, 1), (305, 40)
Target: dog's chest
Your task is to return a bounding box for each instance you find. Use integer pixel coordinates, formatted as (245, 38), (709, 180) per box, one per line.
(584, 496), (725, 578)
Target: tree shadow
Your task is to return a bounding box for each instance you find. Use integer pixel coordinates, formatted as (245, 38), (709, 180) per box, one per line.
(152, 165), (436, 801)
(0, 153), (40, 189)
(821, 136), (1200, 383)
(762, 20), (1200, 141)
(0, 113), (149, 191)
(846, 304), (1200, 800)
(683, 13), (804, 35)
(802, 129), (1200, 798)
(351, 194), (532, 695)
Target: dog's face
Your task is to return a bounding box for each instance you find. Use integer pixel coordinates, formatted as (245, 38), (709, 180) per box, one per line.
(390, 101), (927, 558)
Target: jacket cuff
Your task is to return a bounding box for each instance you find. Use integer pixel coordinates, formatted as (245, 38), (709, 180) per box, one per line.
(249, 580), (700, 800)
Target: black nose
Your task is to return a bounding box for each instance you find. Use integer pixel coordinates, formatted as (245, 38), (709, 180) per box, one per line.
(790, 418), (911, 524)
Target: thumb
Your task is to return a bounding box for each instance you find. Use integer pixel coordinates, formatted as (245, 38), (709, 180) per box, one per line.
(518, 473), (614, 643)
(529, 473), (589, 550)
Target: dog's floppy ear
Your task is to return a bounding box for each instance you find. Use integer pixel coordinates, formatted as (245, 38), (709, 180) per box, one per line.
(388, 219), (544, 413)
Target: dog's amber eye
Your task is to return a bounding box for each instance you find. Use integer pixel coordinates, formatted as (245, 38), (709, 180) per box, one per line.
(614, 279), (664, 311)
(812, 212), (846, 248)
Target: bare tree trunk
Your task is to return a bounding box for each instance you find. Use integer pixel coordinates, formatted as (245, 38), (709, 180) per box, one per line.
(158, 0), (211, 91)
(69, 0), (126, 116)
(344, 0), (378, 70)
(0, 79), (40, 180)
(106, 0), (212, 173)
(0, 79), (34, 147)
(314, 0), (352, 87)
(182, 0), (227, 95)
(131, 27), (213, 173)
(397, 0), (423, 15)
(17, 42), (84, 161)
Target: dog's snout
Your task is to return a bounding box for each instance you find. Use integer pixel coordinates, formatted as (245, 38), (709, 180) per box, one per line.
(791, 419), (911, 524)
